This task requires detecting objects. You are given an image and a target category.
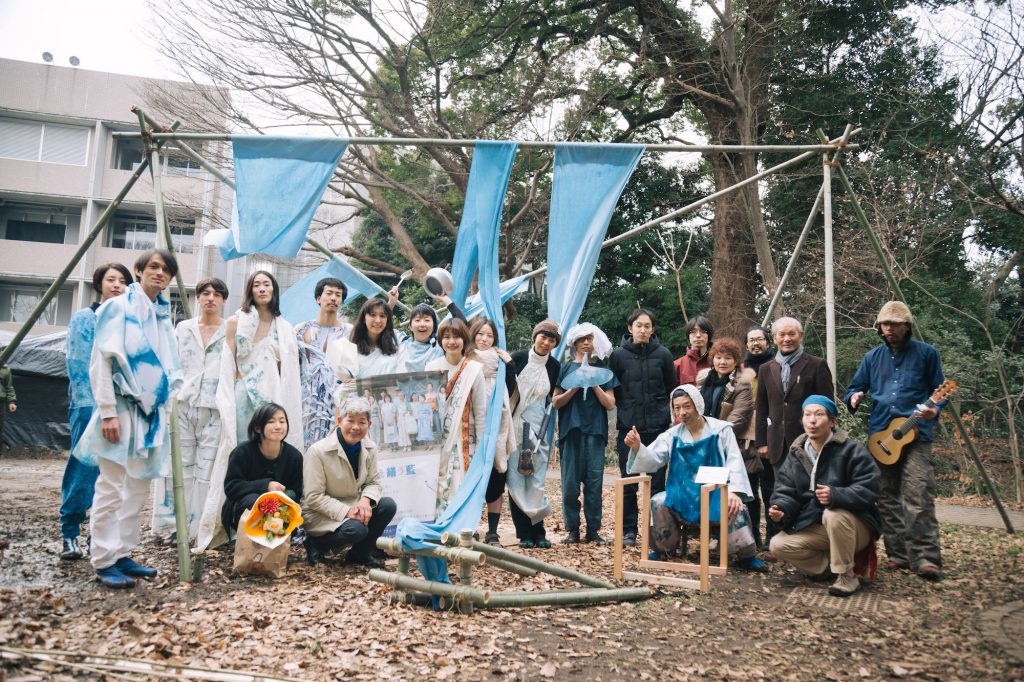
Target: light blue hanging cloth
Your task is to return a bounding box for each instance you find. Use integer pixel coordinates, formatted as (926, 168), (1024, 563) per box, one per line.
(460, 274), (530, 320)
(547, 143), (644, 355)
(279, 256), (385, 326)
(448, 141), (518, 309)
(396, 141), (517, 598)
(227, 136), (349, 259)
(507, 143), (644, 521)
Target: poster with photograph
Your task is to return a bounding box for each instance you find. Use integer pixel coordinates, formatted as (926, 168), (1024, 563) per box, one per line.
(356, 370), (447, 535)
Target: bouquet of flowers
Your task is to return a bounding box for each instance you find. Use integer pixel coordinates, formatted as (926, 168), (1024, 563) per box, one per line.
(242, 491), (303, 549)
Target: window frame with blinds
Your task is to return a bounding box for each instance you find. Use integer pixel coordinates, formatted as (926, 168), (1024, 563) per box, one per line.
(0, 117), (90, 167)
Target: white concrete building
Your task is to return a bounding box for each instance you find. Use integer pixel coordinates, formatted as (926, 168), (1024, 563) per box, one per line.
(0, 57), (361, 336)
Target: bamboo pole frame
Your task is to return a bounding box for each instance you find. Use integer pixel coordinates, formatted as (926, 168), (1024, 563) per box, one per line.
(613, 475), (728, 592)
(111, 131), (858, 154)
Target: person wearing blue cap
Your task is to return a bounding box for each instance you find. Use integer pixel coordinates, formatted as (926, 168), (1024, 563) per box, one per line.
(769, 395), (881, 597)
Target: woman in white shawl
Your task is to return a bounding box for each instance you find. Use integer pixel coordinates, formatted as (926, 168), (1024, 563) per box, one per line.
(468, 317), (518, 545)
(195, 270), (302, 550)
(425, 318), (488, 515)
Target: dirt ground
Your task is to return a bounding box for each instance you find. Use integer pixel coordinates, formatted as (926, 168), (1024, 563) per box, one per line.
(1, 450), (1023, 681)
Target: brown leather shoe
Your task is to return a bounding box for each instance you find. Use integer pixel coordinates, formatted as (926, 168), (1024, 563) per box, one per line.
(916, 563), (942, 581)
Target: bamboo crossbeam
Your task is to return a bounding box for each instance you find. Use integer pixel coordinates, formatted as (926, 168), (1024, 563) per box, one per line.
(762, 185), (824, 326)
(110, 131), (859, 154)
(376, 537), (486, 565)
(482, 586), (651, 608)
(479, 554), (538, 577)
(368, 569), (491, 605)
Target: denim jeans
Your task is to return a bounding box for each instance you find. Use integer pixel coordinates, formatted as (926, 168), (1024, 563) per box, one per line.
(60, 406), (100, 539)
(561, 430), (607, 534)
(310, 497), (397, 561)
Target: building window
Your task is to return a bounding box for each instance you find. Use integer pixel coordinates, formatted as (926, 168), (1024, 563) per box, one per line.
(113, 138), (145, 171)
(0, 283), (73, 326)
(168, 290), (191, 325)
(108, 212), (196, 254)
(0, 203), (79, 244)
(0, 118), (89, 166)
(111, 139), (203, 177)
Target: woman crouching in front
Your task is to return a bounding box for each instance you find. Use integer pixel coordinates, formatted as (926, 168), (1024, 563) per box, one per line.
(302, 395), (396, 567)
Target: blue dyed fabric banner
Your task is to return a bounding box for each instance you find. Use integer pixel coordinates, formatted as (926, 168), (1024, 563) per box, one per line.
(278, 256), (385, 326)
(448, 142), (519, 309)
(461, 275), (530, 320)
(396, 141), (517, 592)
(546, 143), (644, 357)
(229, 135), (349, 259)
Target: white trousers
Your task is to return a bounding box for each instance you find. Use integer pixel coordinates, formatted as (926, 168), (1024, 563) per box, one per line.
(90, 457), (151, 570)
(151, 406), (221, 540)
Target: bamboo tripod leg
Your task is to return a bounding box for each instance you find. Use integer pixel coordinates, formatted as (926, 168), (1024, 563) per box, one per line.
(699, 487), (710, 592)
(168, 401), (191, 582)
(613, 480), (624, 580)
(719, 484), (728, 570)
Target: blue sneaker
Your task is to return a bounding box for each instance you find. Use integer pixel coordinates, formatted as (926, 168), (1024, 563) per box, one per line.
(115, 557), (157, 578)
(648, 550), (667, 561)
(96, 565), (135, 589)
(738, 556), (768, 572)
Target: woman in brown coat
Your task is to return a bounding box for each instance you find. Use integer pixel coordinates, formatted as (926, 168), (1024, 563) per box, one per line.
(695, 338), (761, 541)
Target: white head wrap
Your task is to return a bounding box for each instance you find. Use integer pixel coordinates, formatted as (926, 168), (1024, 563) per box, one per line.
(671, 383), (705, 416)
(564, 323), (613, 360)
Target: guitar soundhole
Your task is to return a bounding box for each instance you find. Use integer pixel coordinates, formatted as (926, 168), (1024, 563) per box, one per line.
(893, 429), (904, 439)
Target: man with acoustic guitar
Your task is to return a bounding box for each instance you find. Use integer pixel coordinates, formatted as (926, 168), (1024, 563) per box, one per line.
(844, 301), (945, 581)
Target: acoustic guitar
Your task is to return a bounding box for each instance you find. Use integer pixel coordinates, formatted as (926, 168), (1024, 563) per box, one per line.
(867, 380), (957, 466)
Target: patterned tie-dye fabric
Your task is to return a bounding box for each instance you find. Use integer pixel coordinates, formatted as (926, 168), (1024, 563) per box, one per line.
(72, 283), (182, 479)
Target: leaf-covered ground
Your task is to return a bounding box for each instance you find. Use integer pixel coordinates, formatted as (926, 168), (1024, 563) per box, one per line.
(1, 452), (1023, 681)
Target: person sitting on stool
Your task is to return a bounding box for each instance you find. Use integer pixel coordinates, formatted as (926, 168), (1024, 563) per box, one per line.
(302, 394), (396, 567)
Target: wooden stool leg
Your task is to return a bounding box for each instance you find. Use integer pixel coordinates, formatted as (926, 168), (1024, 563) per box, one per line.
(699, 485), (710, 591)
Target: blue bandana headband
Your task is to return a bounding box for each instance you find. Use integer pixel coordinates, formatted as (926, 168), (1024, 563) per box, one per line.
(802, 394), (838, 417)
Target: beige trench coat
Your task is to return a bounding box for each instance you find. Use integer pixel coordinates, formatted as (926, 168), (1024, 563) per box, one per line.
(302, 434), (383, 536)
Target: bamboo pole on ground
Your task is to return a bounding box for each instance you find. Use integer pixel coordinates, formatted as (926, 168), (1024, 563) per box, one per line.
(458, 530), (475, 614)
(459, 539), (615, 589)
(376, 537), (486, 564)
(814, 129), (1015, 534)
(369, 569), (491, 605)
(482, 586), (651, 608)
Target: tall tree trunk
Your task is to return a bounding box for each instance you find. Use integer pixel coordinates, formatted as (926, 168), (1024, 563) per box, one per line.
(704, 110), (759, 338)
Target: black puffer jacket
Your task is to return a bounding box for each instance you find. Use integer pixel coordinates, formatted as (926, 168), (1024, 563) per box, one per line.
(609, 333), (676, 432)
(771, 428), (882, 536)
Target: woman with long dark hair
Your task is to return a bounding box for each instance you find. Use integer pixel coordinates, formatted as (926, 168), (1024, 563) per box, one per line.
(349, 297), (404, 377)
(196, 270), (302, 550)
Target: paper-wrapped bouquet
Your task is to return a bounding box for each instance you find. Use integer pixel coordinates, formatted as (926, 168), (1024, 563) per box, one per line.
(243, 491), (303, 549)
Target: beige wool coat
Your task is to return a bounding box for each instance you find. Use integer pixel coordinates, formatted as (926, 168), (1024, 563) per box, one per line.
(302, 434), (384, 536)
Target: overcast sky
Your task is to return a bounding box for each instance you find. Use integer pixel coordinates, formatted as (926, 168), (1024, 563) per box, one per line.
(0, 0), (178, 79)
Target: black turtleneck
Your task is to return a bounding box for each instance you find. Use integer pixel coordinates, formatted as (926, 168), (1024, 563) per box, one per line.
(744, 349), (774, 373)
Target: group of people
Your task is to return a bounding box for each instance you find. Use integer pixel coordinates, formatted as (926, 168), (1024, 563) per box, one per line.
(617, 305), (945, 596)
(51, 250), (947, 597)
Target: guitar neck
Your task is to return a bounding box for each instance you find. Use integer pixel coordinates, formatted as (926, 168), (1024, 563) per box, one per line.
(901, 397), (936, 432)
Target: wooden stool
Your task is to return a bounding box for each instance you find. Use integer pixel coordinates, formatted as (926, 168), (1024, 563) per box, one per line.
(613, 474), (728, 592)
